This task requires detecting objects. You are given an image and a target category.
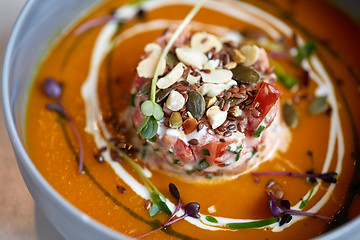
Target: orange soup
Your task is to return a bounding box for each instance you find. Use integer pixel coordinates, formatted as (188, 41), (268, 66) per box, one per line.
(25, 0), (360, 239)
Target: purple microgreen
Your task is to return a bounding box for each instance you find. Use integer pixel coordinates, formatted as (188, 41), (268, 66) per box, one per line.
(169, 183), (180, 200)
(136, 184), (201, 239)
(43, 78), (62, 99)
(252, 171), (337, 183)
(269, 193), (333, 221)
(74, 15), (115, 35)
(46, 103), (65, 116)
(279, 213), (292, 226)
(43, 79), (84, 173)
(184, 202), (201, 219)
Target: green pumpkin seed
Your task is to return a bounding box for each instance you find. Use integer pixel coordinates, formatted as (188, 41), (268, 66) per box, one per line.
(283, 102), (299, 128)
(227, 96), (248, 107)
(187, 90), (205, 120)
(155, 87), (173, 103)
(169, 112), (182, 129)
(137, 81), (151, 96)
(308, 96), (328, 115)
(231, 64), (260, 84)
(166, 53), (178, 68)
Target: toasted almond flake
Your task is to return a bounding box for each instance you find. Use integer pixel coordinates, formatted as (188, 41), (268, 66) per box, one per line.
(186, 74), (201, 85)
(206, 96), (217, 108)
(204, 59), (220, 70)
(136, 43), (166, 78)
(232, 106), (242, 117)
(166, 90), (185, 111)
(240, 45), (260, 67)
(224, 62), (237, 70)
(175, 47), (208, 69)
(191, 32), (223, 53)
(198, 80), (237, 97)
(200, 69), (233, 84)
(157, 62), (184, 89)
(206, 106), (228, 129)
(208, 205), (216, 214)
(229, 48), (245, 64)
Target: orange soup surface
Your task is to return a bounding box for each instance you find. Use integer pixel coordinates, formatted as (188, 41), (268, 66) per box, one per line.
(26, 0), (360, 239)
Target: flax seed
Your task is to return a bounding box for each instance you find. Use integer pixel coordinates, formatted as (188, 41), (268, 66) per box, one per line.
(188, 139), (199, 145)
(224, 91), (232, 101)
(223, 131), (232, 137)
(222, 102), (230, 112)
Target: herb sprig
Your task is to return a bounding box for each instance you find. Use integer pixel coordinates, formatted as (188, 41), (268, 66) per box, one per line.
(110, 144), (171, 216)
(269, 193), (332, 221)
(43, 78), (85, 173)
(137, 0), (207, 139)
(136, 183), (201, 239)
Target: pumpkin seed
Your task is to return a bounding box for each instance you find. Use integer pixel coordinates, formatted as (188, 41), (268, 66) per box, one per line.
(227, 96), (248, 107)
(169, 112), (183, 129)
(155, 87), (173, 103)
(283, 102), (299, 128)
(187, 90), (205, 120)
(231, 64), (260, 84)
(166, 53), (179, 68)
(308, 96), (328, 114)
(137, 81), (151, 96)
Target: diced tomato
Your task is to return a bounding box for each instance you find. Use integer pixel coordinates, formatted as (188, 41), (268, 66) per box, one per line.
(173, 139), (195, 164)
(132, 75), (150, 90)
(131, 109), (145, 129)
(246, 82), (281, 135)
(203, 141), (234, 164)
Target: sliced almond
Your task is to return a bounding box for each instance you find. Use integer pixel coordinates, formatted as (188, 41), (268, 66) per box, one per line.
(204, 59), (220, 70)
(166, 90), (185, 111)
(190, 32), (223, 53)
(186, 74), (201, 85)
(205, 96), (218, 108)
(157, 63), (184, 89)
(240, 45), (260, 67)
(175, 47), (208, 69)
(232, 106), (242, 117)
(198, 80), (237, 97)
(200, 69), (233, 84)
(136, 43), (166, 78)
(229, 48), (245, 64)
(224, 62), (237, 70)
(206, 106), (227, 129)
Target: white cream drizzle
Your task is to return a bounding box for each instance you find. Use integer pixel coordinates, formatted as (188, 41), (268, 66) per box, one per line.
(80, 0), (345, 233)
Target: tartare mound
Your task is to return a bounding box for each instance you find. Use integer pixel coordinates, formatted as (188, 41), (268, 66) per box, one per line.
(130, 27), (282, 179)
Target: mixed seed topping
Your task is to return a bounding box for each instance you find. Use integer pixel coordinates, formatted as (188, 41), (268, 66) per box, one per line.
(135, 28), (279, 137)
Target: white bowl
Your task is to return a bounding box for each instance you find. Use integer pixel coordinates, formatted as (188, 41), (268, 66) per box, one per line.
(2, 0), (360, 239)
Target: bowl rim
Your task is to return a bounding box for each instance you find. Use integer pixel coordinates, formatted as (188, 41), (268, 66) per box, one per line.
(1, 0), (360, 240)
(1, 0), (129, 239)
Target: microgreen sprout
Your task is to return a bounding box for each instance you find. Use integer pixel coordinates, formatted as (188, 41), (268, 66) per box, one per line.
(43, 78), (84, 173)
(295, 40), (316, 62)
(136, 183), (201, 239)
(269, 193), (333, 222)
(252, 171), (337, 183)
(137, 0), (207, 139)
(109, 144), (171, 217)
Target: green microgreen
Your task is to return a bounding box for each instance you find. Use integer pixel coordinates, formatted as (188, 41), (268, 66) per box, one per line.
(137, 0), (207, 139)
(274, 63), (298, 89)
(110, 144), (171, 217)
(253, 125), (265, 138)
(186, 170), (195, 175)
(295, 40), (316, 62)
(206, 216), (218, 223)
(226, 218), (279, 229)
(299, 188), (315, 209)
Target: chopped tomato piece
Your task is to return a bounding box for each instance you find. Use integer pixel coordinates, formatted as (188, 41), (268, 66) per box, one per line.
(132, 75), (150, 90)
(246, 82), (281, 135)
(203, 141), (234, 164)
(131, 109), (145, 129)
(173, 139), (195, 163)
